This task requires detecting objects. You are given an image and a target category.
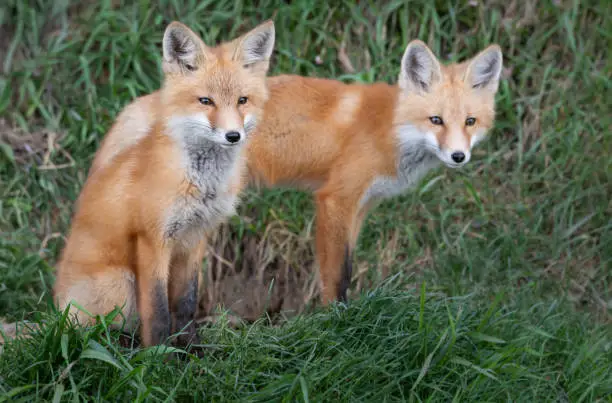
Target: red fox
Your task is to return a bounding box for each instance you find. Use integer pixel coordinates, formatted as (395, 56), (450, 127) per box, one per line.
(86, 39), (503, 306)
(53, 20), (276, 347)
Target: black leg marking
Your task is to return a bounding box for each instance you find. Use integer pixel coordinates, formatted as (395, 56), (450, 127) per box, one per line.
(149, 281), (171, 345)
(338, 245), (353, 303)
(172, 273), (199, 346)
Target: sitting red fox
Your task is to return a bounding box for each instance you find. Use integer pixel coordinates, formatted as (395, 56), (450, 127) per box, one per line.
(53, 20), (276, 347)
(88, 39), (503, 306)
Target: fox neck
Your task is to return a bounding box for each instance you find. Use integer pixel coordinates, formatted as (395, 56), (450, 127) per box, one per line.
(359, 94), (442, 208)
(158, 120), (245, 244)
(163, 119), (244, 192)
(396, 142), (439, 179)
(359, 121), (440, 209)
(185, 141), (241, 189)
(392, 111), (441, 177)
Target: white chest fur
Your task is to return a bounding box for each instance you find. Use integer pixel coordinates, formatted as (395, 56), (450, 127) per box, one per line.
(164, 141), (243, 245)
(359, 146), (440, 209)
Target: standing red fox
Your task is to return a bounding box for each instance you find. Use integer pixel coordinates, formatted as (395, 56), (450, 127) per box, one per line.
(53, 20), (276, 346)
(88, 38), (503, 306)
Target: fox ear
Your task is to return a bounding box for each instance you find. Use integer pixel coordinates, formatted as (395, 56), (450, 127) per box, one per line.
(399, 40), (442, 94)
(464, 45), (503, 92)
(162, 22), (206, 74)
(234, 20), (275, 69)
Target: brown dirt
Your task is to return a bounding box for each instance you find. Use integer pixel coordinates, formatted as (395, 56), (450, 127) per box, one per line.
(197, 219), (318, 323)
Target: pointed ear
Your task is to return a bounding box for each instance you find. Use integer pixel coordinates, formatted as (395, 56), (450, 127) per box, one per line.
(162, 21), (206, 74)
(398, 40), (443, 94)
(464, 45), (503, 92)
(234, 20), (275, 69)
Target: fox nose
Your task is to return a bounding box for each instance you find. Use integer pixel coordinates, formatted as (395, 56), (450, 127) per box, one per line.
(225, 131), (241, 144)
(451, 151), (466, 163)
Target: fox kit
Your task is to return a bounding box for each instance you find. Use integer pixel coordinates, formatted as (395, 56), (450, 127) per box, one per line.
(53, 20), (276, 347)
(247, 41), (503, 303)
(86, 39), (503, 306)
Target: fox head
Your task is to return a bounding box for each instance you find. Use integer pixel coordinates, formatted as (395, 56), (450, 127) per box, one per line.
(394, 40), (503, 168)
(159, 20), (275, 148)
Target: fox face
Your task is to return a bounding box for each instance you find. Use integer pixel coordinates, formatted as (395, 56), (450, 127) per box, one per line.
(160, 21), (275, 148)
(394, 40), (503, 168)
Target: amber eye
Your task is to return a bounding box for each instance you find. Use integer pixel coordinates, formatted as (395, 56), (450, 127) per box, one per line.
(465, 117), (476, 126)
(199, 97), (214, 106)
(238, 96), (248, 105)
(429, 116), (444, 125)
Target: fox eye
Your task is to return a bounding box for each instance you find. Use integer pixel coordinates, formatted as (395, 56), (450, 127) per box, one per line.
(465, 117), (476, 126)
(429, 116), (444, 125)
(238, 96), (248, 105)
(199, 97), (214, 106)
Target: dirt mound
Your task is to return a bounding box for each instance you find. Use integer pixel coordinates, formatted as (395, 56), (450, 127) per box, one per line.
(198, 218), (318, 323)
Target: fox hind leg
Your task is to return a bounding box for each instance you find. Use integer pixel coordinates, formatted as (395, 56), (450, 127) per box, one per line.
(55, 268), (138, 332)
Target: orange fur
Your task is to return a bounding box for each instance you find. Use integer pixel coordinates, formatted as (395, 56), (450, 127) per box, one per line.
(84, 40), (503, 306)
(53, 20), (276, 346)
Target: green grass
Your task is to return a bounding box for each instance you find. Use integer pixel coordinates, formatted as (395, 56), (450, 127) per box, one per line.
(1, 0), (611, 401)
(1, 284), (611, 401)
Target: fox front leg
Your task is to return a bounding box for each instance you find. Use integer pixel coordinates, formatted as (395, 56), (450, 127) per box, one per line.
(136, 237), (172, 347)
(169, 238), (207, 347)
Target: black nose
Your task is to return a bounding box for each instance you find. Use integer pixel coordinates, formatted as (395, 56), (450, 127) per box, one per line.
(225, 131), (241, 143)
(451, 151), (465, 163)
